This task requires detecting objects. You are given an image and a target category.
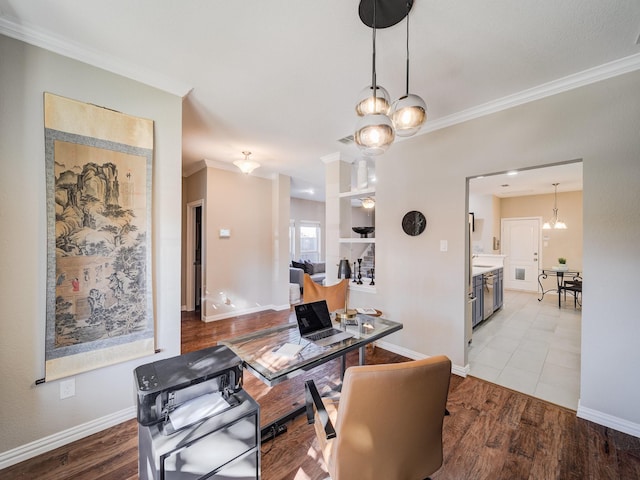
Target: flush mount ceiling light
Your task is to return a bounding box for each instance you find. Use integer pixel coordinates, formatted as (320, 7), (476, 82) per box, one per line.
(354, 0), (427, 154)
(390, 1), (427, 137)
(543, 183), (568, 230)
(233, 151), (260, 174)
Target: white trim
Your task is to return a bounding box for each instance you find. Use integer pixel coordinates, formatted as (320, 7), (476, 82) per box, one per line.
(0, 16), (192, 97)
(0, 407), (136, 470)
(577, 401), (640, 438)
(417, 52), (640, 137)
(374, 340), (467, 377)
(201, 304), (289, 322)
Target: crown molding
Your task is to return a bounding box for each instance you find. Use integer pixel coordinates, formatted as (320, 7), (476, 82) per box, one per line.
(419, 52), (640, 136)
(0, 15), (192, 98)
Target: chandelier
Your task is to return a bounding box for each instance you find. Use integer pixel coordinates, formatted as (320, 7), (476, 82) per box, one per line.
(354, 0), (427, 155)
(542, 183), (567, 230)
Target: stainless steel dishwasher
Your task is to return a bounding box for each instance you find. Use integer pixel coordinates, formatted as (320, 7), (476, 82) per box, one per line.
(483, 271), (495, 320)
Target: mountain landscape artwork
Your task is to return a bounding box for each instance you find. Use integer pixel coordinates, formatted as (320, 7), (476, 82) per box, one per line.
(44, 93), (154, 380)
(52, 142), (147, 347)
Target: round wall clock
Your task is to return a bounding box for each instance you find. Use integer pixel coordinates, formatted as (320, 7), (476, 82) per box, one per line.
(402, 210), (427, 236)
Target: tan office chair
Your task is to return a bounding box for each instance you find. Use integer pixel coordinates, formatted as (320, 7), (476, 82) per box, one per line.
(302, 274), (348, 312)
(305, 355), (452, 480)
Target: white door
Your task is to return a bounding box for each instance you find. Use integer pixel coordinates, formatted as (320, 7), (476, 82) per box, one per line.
(501, 218), (541, 292)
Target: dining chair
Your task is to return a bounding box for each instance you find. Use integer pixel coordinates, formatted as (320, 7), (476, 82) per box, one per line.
(560, 278), (582, 308)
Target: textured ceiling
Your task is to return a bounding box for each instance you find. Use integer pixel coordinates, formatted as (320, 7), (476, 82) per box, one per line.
(1, 0), (638, 199)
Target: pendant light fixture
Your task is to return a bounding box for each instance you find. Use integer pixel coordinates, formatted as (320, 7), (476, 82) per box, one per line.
(233, 151), (260, 174)
(390, 0), (427, 137)
(542, 183), (568, 230)
(354, 0), (395, 156)
(361, 196), (376, 209)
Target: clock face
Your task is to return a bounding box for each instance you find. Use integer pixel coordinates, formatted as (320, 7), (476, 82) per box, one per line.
(402, 210), (427, 236)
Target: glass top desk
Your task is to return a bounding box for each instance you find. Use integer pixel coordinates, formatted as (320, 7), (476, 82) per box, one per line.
(219, 314), (403, 387)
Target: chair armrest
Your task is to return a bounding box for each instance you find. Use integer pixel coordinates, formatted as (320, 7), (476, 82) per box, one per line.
(304, 380), (336, 439)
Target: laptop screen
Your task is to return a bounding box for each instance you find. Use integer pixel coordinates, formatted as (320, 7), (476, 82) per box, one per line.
(294, 300), (333, 335)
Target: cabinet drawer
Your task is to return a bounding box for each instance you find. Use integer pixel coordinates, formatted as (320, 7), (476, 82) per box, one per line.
(163, 415), (257, 479)
(210, 449), (259, 479)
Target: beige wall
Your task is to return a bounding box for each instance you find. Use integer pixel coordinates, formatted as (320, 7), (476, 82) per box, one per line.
(0, 35), (182, 456)
(501, 190), (583, 271)
(364, 69), (639, 433)
(181, 166), (290, 320)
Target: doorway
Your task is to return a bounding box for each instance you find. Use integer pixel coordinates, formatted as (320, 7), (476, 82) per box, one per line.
(186, 199), (204, 317)
(194, 205), (202, 310)
(466, 160), (583, 409)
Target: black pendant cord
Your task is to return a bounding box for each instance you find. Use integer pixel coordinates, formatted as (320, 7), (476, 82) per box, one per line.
(404, 0), (411, 96)
(371, 0), (378, 102)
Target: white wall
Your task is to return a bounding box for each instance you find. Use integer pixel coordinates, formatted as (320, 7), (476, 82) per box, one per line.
(469, 193), (496, 253)
(0, 35), (182, 459)
(371, 70), (640, 434)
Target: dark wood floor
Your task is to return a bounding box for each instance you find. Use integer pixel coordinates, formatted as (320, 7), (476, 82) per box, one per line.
(2, 308), (639, 479)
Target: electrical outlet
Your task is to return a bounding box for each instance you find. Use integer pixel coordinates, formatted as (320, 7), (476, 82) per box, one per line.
(60, 378), (75, 399)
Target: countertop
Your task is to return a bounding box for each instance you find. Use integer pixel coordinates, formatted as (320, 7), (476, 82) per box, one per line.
(472, 265), (503, 276)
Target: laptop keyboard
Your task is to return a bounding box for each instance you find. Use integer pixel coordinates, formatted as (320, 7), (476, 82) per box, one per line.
(307, 328), (340, 341)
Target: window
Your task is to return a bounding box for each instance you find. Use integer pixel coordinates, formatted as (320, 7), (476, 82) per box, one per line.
(299, 221), (321, 262)
(289, 220), (295, 261)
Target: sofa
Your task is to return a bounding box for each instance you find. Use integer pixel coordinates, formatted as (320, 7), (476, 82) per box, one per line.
(290, 260), (326, 291)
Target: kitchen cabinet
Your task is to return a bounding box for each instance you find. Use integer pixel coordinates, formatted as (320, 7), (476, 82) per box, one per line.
(472, 266), (503, 328)
(472, 273), (484, 328)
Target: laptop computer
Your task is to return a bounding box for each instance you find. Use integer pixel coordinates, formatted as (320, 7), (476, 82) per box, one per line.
(294, 300), (353, 347)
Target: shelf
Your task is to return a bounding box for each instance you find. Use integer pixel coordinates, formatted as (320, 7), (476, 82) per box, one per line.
(348, 283), (376, 294)
(338, 187), (376, 199)
(339, 238), (376, 244)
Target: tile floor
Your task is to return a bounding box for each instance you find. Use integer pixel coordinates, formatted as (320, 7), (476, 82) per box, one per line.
(468, 289), (581, 410)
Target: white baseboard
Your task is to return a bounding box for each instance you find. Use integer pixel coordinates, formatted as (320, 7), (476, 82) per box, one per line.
(577, 401), (640, 438)
(374, 340), (467, 378)
(0, 406), (136, 470)
(202, 304), (290, 322)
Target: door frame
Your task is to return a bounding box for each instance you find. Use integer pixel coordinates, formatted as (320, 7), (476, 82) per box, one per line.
(186, 199), (204, 316)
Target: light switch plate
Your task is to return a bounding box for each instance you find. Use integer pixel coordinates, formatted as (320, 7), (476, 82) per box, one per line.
(219, 229), (231, 238)
(440, 240), (448, 252)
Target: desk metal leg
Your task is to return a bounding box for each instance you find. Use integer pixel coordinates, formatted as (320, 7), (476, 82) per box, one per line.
(359, 345), (366, 366)
(260, 406), (306, 442)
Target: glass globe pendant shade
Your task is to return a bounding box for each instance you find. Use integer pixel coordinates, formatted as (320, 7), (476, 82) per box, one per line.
(355, 85), (391, 116)
(354, 113), (395, 156)
(390, 93), (427, 137)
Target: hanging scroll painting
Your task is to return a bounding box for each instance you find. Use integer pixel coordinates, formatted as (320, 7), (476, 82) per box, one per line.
(44, 93), (155, 381)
